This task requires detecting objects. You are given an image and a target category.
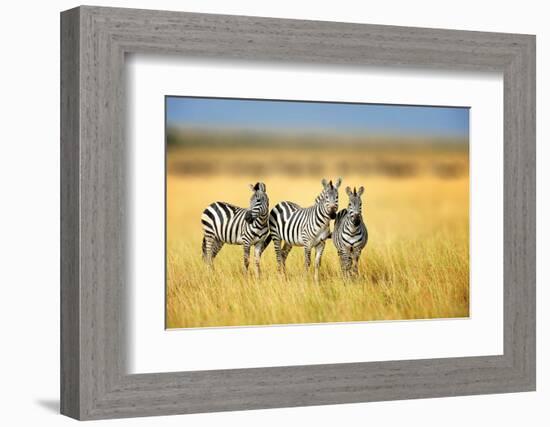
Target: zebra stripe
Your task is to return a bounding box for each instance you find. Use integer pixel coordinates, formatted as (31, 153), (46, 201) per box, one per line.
(267, 178), (341, 276)
(201, 182), (269, 274)
(332, 186), (368, 276)
(201, 203), (248, 244)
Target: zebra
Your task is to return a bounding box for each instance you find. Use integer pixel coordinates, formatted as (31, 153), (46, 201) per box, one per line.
(201, 182), (270, 275)
(267, 177), (342, 278)
(332, 186), (368, 277)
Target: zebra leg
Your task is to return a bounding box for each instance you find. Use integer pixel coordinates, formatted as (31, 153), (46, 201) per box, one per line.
(338, 249), (352, 278)
(272, 235), (285, 273)
(202, 235), (216, 267)
(314, 241), (326, 269)
(211, 239), (224, 260)
(259, 234), (272, 256)
(314, 241), (326, 282)
(243, 243), (251, 273)
(253, 242), (263, 277)
(304, 245), (312, 272)
(281, 242), (293, 263)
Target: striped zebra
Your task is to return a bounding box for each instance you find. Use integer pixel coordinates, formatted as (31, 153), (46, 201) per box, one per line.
(332, 186), (368, 276)
(267, 178), (342, 277)
(201, 182), (270, 275)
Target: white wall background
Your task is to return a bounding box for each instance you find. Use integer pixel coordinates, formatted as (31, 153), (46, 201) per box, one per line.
(0, 0), (546, 425)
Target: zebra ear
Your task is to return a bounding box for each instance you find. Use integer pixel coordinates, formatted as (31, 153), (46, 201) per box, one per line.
(321, 178), (328, 188)
(357, 186), (365, 196)
(249, 183), (256, 191)
(335, 177), (342, 188)
(346, 186), (352, 196)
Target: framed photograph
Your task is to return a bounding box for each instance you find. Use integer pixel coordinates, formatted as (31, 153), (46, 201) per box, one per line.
(165, 96), (470, 329)
(61, 6), (536, 420)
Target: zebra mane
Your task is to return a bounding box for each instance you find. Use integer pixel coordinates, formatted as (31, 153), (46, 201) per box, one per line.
(314, 188), (327, 205)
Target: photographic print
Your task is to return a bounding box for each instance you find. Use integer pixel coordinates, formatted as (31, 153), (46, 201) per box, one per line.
(166, 96), (469, 329)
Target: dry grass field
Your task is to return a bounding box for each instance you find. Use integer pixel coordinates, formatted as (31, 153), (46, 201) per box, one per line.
(166, 146), (469, 328)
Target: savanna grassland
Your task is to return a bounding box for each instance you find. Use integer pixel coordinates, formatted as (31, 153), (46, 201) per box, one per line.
(166, 145), (469, 329)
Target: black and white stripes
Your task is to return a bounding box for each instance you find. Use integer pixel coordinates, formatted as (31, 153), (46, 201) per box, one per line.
(268, 178), (342, 277)
(200, 179), (368, 279)
(201, 182), (270, 275)
(332, 186), (368, 276)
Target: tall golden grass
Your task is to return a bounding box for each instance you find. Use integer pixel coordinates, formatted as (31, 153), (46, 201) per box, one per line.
(166, 147), (469, 328)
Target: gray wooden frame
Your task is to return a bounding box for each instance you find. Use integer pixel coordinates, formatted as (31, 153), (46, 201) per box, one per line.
(60, 5), (536, 420)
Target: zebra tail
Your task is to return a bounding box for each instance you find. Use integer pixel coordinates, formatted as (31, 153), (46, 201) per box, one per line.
(201, 236), (207, 260)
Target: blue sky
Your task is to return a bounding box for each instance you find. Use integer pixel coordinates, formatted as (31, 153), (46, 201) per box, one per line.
(166, 96), (469, 139)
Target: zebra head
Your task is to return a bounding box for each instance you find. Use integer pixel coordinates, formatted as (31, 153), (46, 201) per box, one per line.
(244, 182), (269, 224)
(321, 177), (342, 219)
(345, 186), (364, 226)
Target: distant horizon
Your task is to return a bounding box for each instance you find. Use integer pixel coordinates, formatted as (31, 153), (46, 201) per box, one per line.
(167, 123), (469, 143)
(166, 96), (470, 142)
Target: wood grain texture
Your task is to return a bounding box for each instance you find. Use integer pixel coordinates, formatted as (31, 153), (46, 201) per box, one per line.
(60, 5), (536, 420)
(60, 7), (80, 419)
